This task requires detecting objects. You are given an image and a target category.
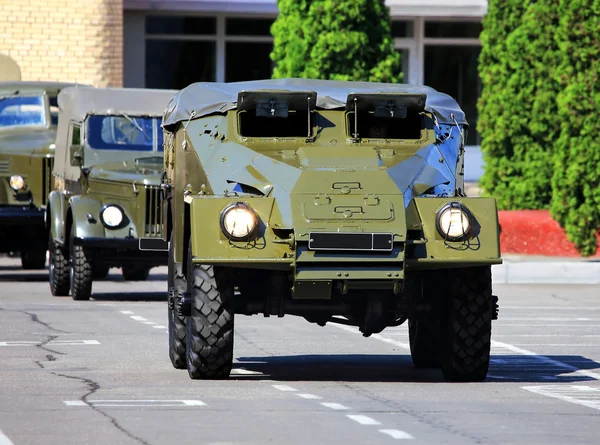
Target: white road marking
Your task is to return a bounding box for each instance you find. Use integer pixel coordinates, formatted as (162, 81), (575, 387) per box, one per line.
(64, 400), (87, 406)
(79, 399), (206, 408)
(522, 385), (600, 411)
(130, 316), (147, 321)
(152, 325), (167, 329)
(321, 402), (350, 410)
(296, 393), (322, 400)
(272, 384), (298, 392)
(182, 400), (207, 406)
(142, 321), (156, 325)
(231, 368), (263, 376)
(347, 415), (381, 425)
(492, 340), (600, 381)
(333, 324), (410, 349)
(0, 428), (15, 445)
(379, 429), (415, 440)
(120, 310), (134, 315)
(0, 340), (100, 346)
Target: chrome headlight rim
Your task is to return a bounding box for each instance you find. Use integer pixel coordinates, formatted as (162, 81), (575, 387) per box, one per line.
(9, 175), (25, 191)
(435, 202), (473, 241)
(99, 204), (126, 229)
(219, 202), (259, 241)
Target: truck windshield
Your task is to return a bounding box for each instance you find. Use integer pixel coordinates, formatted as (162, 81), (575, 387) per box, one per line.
(87, 115), (164, 151)
(0, 95), (47, 130)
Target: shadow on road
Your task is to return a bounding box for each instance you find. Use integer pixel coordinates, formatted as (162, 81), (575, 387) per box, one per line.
(92, 292), (166, 302)
(0, 271), (48, 282)
(233, 353), (600, 383)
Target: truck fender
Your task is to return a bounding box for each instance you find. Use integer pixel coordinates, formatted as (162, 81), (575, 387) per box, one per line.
(47, 191), (65, 243)
(69, 196), (105, 240)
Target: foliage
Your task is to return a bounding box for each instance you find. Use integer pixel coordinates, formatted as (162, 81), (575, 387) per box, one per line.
(550, 0), (600, 255)
(270, 0), (402, 83)
(478, 0), (560, 210)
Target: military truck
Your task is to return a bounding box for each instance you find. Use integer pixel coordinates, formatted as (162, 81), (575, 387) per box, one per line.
(161, 79), (501, 382)
(0, 81), (84, 269)
(48, 86), (176, 300)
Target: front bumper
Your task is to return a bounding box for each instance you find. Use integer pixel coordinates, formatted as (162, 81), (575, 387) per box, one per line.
(0, 206), (45, 226)
(73, 237), (167, 267)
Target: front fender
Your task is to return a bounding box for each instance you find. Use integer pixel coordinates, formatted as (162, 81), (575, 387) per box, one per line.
(69, 196), (106, 240)
(47, 191), (65, 242)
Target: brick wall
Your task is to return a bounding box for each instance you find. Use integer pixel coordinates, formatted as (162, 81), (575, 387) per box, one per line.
(0, 0), (123, 87)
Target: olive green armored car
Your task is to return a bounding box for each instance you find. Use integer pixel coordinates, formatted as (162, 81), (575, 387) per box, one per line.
(162, 79), (501, 382)
(48, 86), (176, 300)
(0, 81), (83, 269)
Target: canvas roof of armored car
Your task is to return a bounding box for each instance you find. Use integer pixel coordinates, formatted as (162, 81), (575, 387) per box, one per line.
(57, 86), (177, 122)
(0, 81), (86, 96)
(162, 78), (467, 128)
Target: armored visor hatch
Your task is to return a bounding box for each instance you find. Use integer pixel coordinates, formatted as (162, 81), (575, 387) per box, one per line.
(0, 81), (85, 269)
(48, 86), (177, 300)
(161, 79), (501, 382)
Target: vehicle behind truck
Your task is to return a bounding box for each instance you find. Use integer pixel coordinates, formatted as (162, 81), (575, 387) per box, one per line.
(0, 81), (84, 269)
(48, 86), (176, 300)
(161, 79), (502, 382)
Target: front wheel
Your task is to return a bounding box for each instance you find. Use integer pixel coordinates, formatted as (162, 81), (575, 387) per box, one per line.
(49, 232), (69, 296)
(69, 227), (93, 301)
(186, 262), (234, 380)
(168, 233), (187, 369)
(409, 316), (441, 368)
(441, 266), (493, 382)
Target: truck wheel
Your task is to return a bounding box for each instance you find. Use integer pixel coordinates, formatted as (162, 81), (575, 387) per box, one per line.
(409, 316), (441, 368)
(168, 233), (187, 369)
(69, 227), (93, 301)
(21, 249), (46, 270)
(122, 266), (150, 281)
(93, 264), (110, 280)
(441, 266), (493, 382)
(186, 261), (234, 380)
(49, 232), (69, 296)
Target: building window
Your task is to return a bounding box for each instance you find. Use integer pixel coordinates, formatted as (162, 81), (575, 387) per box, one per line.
(424, 45), (481, 145)
(226, 42), (274, 82)
(425, 21), (482, 39)
(145, 40), (216, 89)
(391, 20), (414, 38)
(146, 16), (216, 35)
(226, 18), (274, 36)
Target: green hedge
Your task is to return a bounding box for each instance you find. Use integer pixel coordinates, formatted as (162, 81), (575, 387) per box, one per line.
(270, 0), (402, 83)
(478, 0), (559, 210)
(550, 0), (600, 256)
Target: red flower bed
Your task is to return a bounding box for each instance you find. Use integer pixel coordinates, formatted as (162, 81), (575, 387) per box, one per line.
(498, 210), (600, 257)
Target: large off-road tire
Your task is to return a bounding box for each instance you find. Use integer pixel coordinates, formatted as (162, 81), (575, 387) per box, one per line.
(409, 316), (441, 368)
(21, 249), (47, 270)
(186, 258), (234, 380)
(49, 232), (69, 296)
(69, 227), (93, 301)
(441, 266), (493, 382)
(168, 233), (187, 369)
(122, 266), (150, 281)
(93, 264), (110, 280)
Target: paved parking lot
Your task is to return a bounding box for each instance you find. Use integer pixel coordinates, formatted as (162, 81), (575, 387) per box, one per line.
(0, 256), (599, 445)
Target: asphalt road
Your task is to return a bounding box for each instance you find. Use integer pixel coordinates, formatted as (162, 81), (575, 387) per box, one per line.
(0, 256), (599, 445)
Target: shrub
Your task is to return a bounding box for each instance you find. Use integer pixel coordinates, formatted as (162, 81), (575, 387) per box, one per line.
(270, 0), (402, 83)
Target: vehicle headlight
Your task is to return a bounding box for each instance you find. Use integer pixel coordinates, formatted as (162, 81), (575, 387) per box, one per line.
(100, 205), (124, 228)
(436, 202), (472, 240)
(9, 175), (25, 191)
(220, 203), (259, 240)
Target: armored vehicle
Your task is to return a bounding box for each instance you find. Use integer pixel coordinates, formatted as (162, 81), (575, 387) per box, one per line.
(0, 81), (83, 269)
(161, 79), (501, 382)
(48, 86), (176, 300)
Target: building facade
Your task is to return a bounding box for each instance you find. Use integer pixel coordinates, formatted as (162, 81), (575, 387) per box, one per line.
(2, 0), (486, 145)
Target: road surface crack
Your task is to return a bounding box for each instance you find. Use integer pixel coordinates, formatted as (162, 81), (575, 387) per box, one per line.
(52, 372), (152, 445)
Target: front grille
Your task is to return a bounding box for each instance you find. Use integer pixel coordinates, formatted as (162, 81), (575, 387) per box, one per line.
(41, 157), (54, 206)
(0, 160), (9, 174)
(144, 185), (162, 237)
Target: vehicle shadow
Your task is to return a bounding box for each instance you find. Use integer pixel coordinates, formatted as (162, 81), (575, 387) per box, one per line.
(0, 271), (49, 282)
(232, 354), (600, 383)
(91, 292), (166, 302)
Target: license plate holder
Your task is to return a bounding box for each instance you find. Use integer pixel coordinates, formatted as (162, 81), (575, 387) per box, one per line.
(308, 232), (393, 252)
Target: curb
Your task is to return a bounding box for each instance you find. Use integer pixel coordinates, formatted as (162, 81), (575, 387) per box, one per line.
(492, 261), (600, 284)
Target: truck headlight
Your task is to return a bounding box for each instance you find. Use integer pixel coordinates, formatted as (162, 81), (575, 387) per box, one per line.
(100, 205), (124, 228)
(436, 202), (472, 240)
(220, 203), (258, 240)
(9, 175), (25, 191)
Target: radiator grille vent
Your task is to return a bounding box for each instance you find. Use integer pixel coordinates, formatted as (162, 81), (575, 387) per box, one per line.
(144, 185), (162, 237)
(42, 157), (54, 206)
